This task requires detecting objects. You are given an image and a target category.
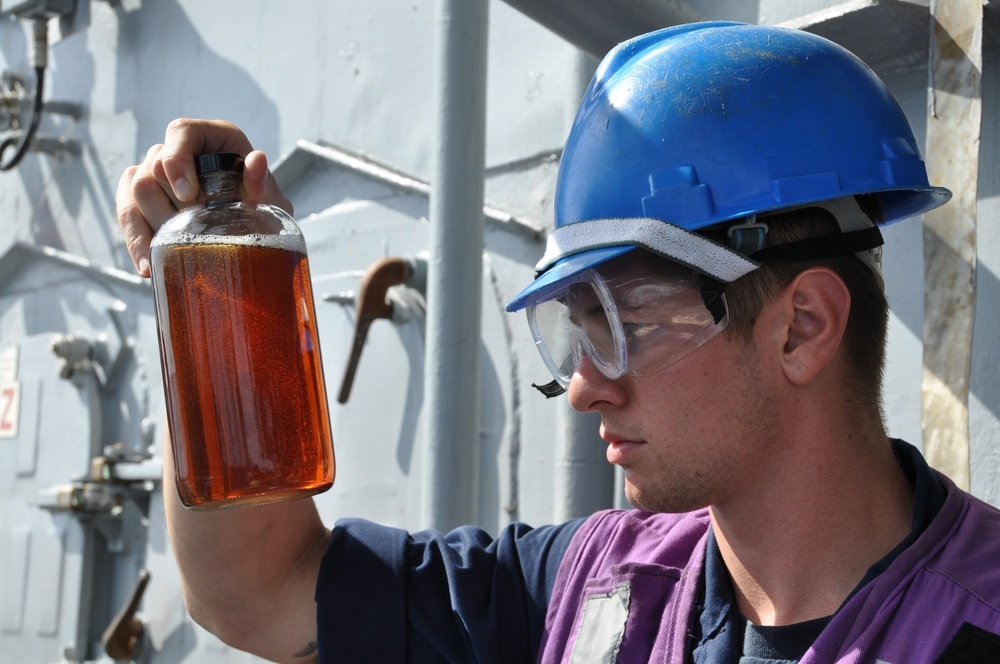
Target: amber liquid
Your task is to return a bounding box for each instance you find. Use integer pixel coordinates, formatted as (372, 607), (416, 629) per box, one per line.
(151, 235), (334, 509)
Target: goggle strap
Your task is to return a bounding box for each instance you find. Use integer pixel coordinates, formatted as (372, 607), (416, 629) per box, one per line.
(700, 277), (727, 325)
(532, 380), (566, 398)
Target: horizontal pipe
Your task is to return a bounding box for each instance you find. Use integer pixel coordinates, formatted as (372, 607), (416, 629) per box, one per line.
(500, 0), (704, 58)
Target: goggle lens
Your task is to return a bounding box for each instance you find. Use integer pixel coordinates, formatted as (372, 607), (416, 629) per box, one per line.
(529, 276), (626, 386)
(526, 263), (728, 388)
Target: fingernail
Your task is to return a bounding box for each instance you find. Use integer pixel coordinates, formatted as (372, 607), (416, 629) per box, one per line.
(175, 177), (192, 200)
(138, 256), (149, 276)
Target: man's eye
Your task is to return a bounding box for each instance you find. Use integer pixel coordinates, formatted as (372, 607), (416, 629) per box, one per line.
(622, 322), (660, 339)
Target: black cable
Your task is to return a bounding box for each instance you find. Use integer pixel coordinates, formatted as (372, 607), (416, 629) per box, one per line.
(1, 18), (49, 172)
(0, 65), (45, 171)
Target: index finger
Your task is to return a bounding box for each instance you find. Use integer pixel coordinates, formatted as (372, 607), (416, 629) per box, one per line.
(115, 163), (156, 277)
(156, 118), (255, 204)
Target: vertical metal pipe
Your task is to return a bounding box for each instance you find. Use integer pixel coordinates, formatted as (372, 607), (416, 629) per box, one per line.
(552, 51), (616, 521)
(421, 0), (490, 531)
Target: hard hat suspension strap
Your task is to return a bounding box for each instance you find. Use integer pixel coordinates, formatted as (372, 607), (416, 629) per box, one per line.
(749, 226), (884, 263)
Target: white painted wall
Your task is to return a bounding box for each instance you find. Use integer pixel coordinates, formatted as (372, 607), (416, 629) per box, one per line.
(0, 1), (996, 660)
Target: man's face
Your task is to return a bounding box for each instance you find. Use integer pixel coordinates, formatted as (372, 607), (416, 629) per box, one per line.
(565, 255), (781, 514)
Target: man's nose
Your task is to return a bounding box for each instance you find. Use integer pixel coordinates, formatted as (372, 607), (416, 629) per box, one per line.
(566, 352), (628, 413)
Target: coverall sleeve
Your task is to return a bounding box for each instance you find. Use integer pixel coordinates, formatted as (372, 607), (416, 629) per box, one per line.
(315, 517), (581, 663)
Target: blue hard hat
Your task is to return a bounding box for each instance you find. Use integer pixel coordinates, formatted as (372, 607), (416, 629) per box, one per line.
(507, 21), (951, 312)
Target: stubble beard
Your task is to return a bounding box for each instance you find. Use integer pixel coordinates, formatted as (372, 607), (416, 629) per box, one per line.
(621, 341), (777, 515)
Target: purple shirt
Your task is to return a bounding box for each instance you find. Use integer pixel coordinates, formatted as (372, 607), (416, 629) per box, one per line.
(538, 468), (1000, 663)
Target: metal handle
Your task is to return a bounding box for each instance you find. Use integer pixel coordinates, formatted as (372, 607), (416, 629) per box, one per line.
(102, 569), (150, 662)
(337, 257), (409, 404)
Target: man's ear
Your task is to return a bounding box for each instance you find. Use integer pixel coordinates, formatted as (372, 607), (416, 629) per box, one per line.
(780, 267), (851, 386)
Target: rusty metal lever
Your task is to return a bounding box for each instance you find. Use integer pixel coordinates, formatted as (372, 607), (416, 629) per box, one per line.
(102, 568), (150, 662)
(337, 257), (409, 404)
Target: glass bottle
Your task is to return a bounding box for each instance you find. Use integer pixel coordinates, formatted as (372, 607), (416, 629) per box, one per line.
(150, 152), (334, 510)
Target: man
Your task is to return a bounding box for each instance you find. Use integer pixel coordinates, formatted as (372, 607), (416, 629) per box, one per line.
(117, 22), (1000, 664)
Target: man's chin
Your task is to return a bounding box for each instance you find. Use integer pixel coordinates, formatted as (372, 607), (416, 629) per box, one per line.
(625, 482), (706, 514)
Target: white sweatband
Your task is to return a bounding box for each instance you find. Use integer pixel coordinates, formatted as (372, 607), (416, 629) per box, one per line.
(537, 217), (760, 283)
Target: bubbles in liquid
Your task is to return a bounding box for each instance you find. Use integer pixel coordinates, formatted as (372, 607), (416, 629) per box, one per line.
(153, 228), (306, 255)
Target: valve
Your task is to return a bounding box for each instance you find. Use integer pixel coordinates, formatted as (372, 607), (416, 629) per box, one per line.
(50, 333), (96, 380)
(1, 0), (76, 19)
(337, 256), (410, 404)
(102, 568), (150, 662)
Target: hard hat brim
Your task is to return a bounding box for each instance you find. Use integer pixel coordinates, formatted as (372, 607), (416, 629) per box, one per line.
(506, 245), (633, 312)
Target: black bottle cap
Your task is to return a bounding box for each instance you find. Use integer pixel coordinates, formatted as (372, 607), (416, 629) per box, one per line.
(195, 152), (245, 175)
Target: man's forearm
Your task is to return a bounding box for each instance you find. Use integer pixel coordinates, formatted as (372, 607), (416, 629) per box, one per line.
(163, 438), (331, 662)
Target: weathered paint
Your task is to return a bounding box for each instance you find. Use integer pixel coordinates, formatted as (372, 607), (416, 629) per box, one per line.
(922, 0), (983, 490)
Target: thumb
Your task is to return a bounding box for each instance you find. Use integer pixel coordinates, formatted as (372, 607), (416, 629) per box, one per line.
(243, 150), (294, 217)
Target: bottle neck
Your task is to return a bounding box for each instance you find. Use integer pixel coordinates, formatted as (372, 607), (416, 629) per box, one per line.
(198, 171), (242, 202)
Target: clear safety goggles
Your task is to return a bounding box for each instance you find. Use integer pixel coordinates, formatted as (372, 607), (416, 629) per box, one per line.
(525, 259), (729, 389)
